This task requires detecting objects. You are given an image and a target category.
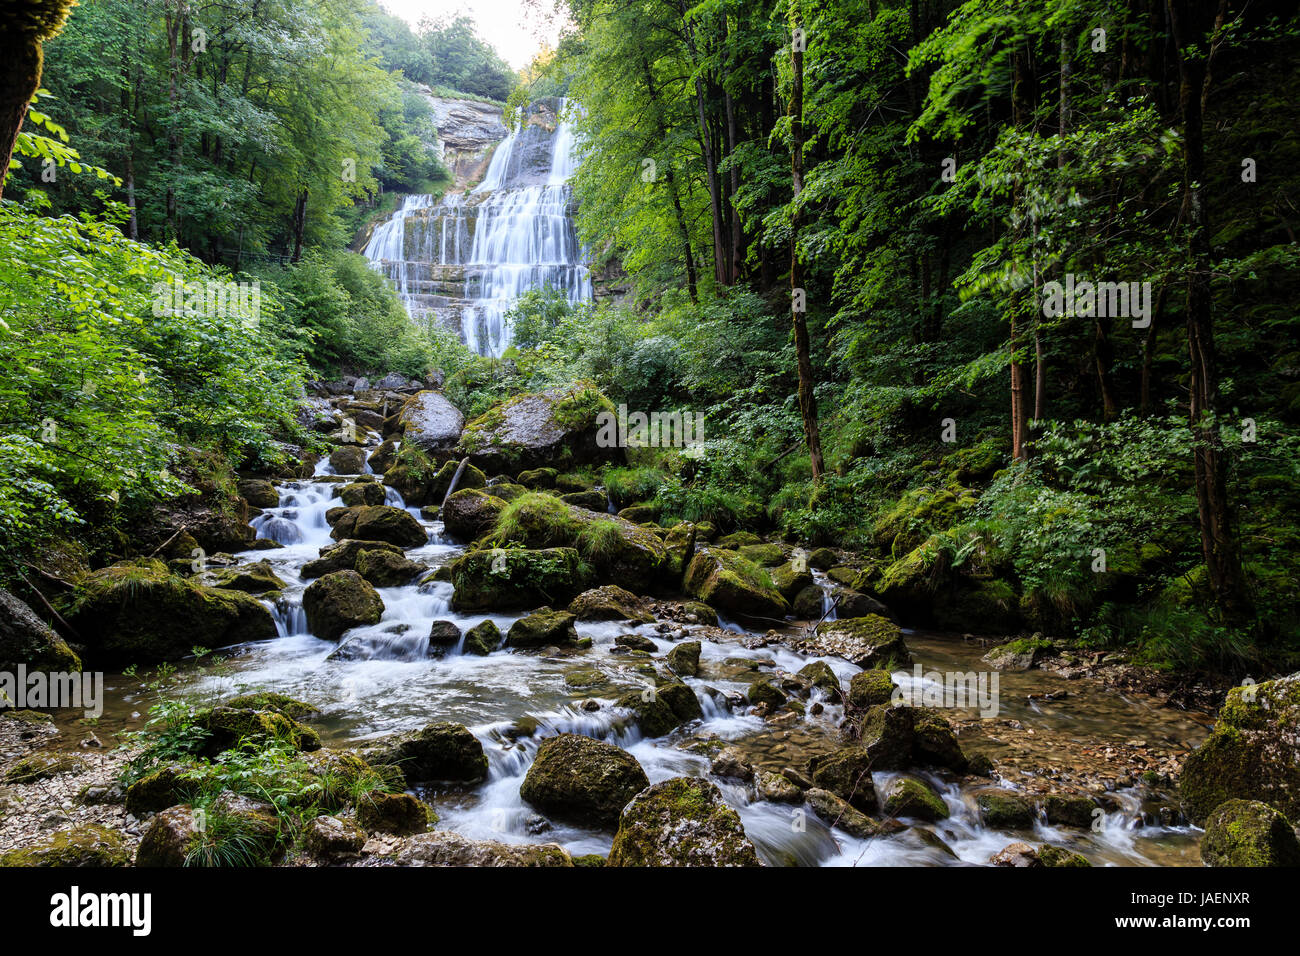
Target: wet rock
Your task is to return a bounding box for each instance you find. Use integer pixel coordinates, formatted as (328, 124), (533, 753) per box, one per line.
(354, 548), (429, 587)
(427, 620), (462, 651)
(329, 505), (427, 548)
(911, 707), (969, 772)
(517, 467), (557, 488)
(441, 488), (505, 541)
(237, 478), (280, 508)
(883, 775), (949, 821)
(983, 636), (1053, 671)
(654, 681), (703, 724)
(359, 721), (488, 783)
(976, 791), (1037, 829)
(710, 747), (754, 782)
(737, 543), (785, 566)
(301, 539), (404, 578)
(990, 842), (1041, 867)
(1180, 672), (1300, 824)
(519, 734), (649, 828)
(0, 588), (82, 672)
(792, 585), (825, 618)
(457, 385), (619, 474)
(398, 390), (465, 452)
(716, 532), (761, 549)
(392, 830), (573, 866)
(368, 439), (399, 474)
(330, 445), (368, 475)
(808, 548), (839, 570)
(797, 615), (911, 669)
(3, 754), (84, 784)
(808, 748), (879, 814)
(1200, 799), (1300, 867)
(684, 547), (790, 621)
(209, 559), (287, 594)
(756, 770), (802, 803)
(0, 823), (130, 867)
(357, 792), (433, 835)
(567, 585), (654, 623)
(608, 777), (761, 867)
(197, 706), (321, 756)
(848, 669), (896, 709)
(136, 805), (203, 867)
(463, 619), (502, 655)
(449, 547), (588, 611)
(666, 640), (702, 677)
(803, 787), (886, 840)
(662, 522), (697, 580)
(748, 677), (787, 710)
(302, 570), (385, 640)
(340, 480), (387, 507)
(125, 764), (192, 814)
(506, 607), (578, 648)
(1038, 845), (1092, 867)
(833, 587), (895, 621)
(1043, 793), (1097, 829)
(614, 632), (656, 652)
(769, 560), (814, 601)
(797, 660), (842, 698)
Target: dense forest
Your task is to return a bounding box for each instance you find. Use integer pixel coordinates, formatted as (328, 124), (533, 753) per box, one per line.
(1, 0), (1298, 876)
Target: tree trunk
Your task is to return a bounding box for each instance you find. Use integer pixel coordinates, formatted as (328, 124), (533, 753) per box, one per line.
(291, 188), (308, 262)
(0, 33), (44, 201)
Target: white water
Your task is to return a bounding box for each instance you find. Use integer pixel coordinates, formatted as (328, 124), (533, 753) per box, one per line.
(361, 99), (592, 358)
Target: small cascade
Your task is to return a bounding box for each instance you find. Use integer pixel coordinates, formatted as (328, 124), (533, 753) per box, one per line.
(361, 98), (592, 358)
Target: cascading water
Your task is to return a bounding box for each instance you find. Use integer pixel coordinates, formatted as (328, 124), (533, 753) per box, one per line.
(362, 98), (592, 358)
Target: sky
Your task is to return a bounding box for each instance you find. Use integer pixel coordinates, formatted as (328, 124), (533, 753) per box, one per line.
(378, 0), (565, 69)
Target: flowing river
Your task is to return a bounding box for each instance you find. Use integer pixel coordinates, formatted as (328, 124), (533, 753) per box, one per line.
(59, 434), (1210, 867)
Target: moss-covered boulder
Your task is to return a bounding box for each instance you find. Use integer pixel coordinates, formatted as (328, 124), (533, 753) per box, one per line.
(506, 607), (578, 648)
(517, 467), (558, 488)
(848, 669), (896, 709)
(608, 777), (761, 866)
(716, 532), (761, 549)
(393, 830), (574, 866)
(519, 734), (649, 828)
(873, 483), (977, 557)
(983, 636), (1054, 670)
(302, 570), (384, 640)
(655, 681), (703, 724)
(1038, 844), (1092, 867)
(803, 787), (885, 840)
(808, 747), (878, 813)
(883, 775), (949, 821)
(457, 384), (619, 474)
(1200, 799), (1300, 867)
(125, 764), (193, 814)
(208, 559), (287, 594)
(441, 488), (506, 542)
(301, 538), (404, 578)
(462, 619), (502, 655)
(769, 560), (814, 601)
(747, 676), (788, 710)
(136, 805), (202, 867)
(1043, 793), (1097, 829)
(398, 389), (465, 452)
(329, 444), (368, 475)
(196, 706), (320, 756)
(561, 490), (607, 510)
(976, 791), (1037, 829)
(1181, 673), (1300, 825)
(662, 522), (697, 580)
(0, 823), (130, 867)
(64, 559), (276, 665)
(450, 547), (588, 611)
(4, 754), (84, 783)
(666, 641), (702, 677)
(911, 707), (969, 771)
(833, 587), (894, 621)
(359, 721), (488, 783)
(340, 480), (387, 507)
(737, 543), (785, 566)
(566, 585), (652, 624)
(798, 615), (911, 669)
(683, 547), (789, 620)
(0, 587), (81, 673)
(615, 690), (685, 738)
(797, 660), (842, 697)
(329, 505), (427, 548)
(792, 585), (826, 619)
(237, 478), (280, 508)
(874, 539), (946, 619)
(354, 548), (428, 587)
(304, 814), (366, 861)
(356, 792), (434, 835)
(223, 692), (320, 721)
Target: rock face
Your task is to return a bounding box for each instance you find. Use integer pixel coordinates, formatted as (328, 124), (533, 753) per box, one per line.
(450, 547), (588, 611)
(329, 505), (428, 548)
(302, 570), (385, 640)
(456, 385), (620, 474)
(422, 95), (509, 189)
(359, 721), (489, 783)
(399, 390), (465, 451)
(394, 830), (573, 867)
(0, 588), (81, 672)
(441, 488), (505, 541)
(64, 559), (276, 665)
(1200, 799), (1300, 867)
(519, 734), (650, 828)
(1180, 673), (1300, 824)
(607, 777), (761, 867)
(683, 548), (790, 620)
(797, 616), (911, 668)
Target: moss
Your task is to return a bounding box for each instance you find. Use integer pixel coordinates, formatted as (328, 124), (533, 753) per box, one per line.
(607, 777), (760, 867)
(683, 548), (789, 620)
(0, 823), (130, 867)
(223, 692), (320, 721)
(505, 607), (578, 648)
(519, 733), (649, 828)
(848, 669), (896, 709)
(1038, 844), (1092, 867)
(1201, 799), (1300, 867)
(737, 543), (785, 566)
(872, 483), (978, 558)
(4, 753), (84, 783)
(462, 619), (502, 655)
(883, 775), (949, 821)
(976, 791), (1036, 828)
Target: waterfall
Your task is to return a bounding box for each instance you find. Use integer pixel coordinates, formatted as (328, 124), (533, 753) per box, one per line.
(361, 98), (592, 358)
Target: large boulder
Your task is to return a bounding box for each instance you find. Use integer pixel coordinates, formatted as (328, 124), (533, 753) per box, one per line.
(567, 585), (653, 623)
(796, 615), (912, 668)
(1200, 799), (1300, 867)
(237, 478), (280, 509)
(399, 390), (465, 452)
(356, 792), (432, 835)
(208, 559), (286, 594)
(1180, 673), (1300, 824)
(449, 547), (588, 611)
(683, 548), (790, 621)
(456, 384), (620, 474)
(136, 805), (203, 867)
(302, 570), (384, 640)
(393, 830), (573, 867)
(64, 559), (276, 665)
(441, 488), (505, 541)
(0, 823), (131, 867)
(506, 608), (578, 648)
(607, 777), (761, 867)
(339, 480), (387, 507)
(329, 505), (427, 548)
(519, 734), (649, 828)
(301, 539), (404, 578)
(807, 747), (879, 813)
(354, 549), (428, 587)
(0, 588), (81, 672)
(358, 721), (489, 783)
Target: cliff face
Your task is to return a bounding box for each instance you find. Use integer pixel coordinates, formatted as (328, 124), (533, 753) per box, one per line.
(420, 93), (508, 191)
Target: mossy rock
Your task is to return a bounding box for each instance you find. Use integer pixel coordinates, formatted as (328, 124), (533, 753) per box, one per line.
(1200, 799), (1300, 867)
(848, 669), (896, 709)
(797, 660), (842, 697)
(63, 558), (276, 665)
(463, 619), (502, 655)
(737, 543), (785, 566)
(125, 764), (194, 814)
(0, 823), (130, 867)
(4, 753), (84, 783)
(0, 587), (82, 673)
(769, 559), (814, 601)
(356, 792), (434, 835)
(196, 706), (320, 756)
(607, 777), (760, 867)
(615, 689), (686, 738)
(911, 707), (968, 772)
(800, 615), (910, 669)
(519, 733), (649, 828)
(803, 787), (886, 840)
(517, 467), (558, 488)
(1180, 673), (1300, 824)
(359, 721), (488, 783)
(427, 458), (487, 504)
(1038, 844), (1092, 867)
(655, 681), (703, 724)
(976, 791), (1037, 829)
(1043, 793), (1097, 829)
(747, 676), (787, 709)
(209, 559), (287, 594)
(808, 548), (839, 570)
(301, 539), (404, 579)
(223, 692), (320, 721)
(616, 504), (658, 523)
(874, 539), (948, 619)
(304, 814), (367, 860)
(302, 570), (384, 641)
(983, 636), (1054, 670)
(340, 481), (387, 507)
(441, 488), (506, 541)
(662, 522), (697, 580)
(564, 666), (607, 689)
(807, 747), (878, 813)
(329, 505), (427, 548)
(792, 585), (825, 619)
(457, 385), (619, 474)
(883, 775), (949, 821)
(683, 547), (789, 621)
(666, 641), (702, 677)
(873, 483), (977, 558)
(237, 478), (281, 508)
(354, 548), (429, 587)
(506, 607), (578, 648)
(715, 531), (761, 549)
(567, 585), (653, 623)
(934, 579), (1020, 632)
(449, 547), (588, 612)
(561, 490), (607, 511)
